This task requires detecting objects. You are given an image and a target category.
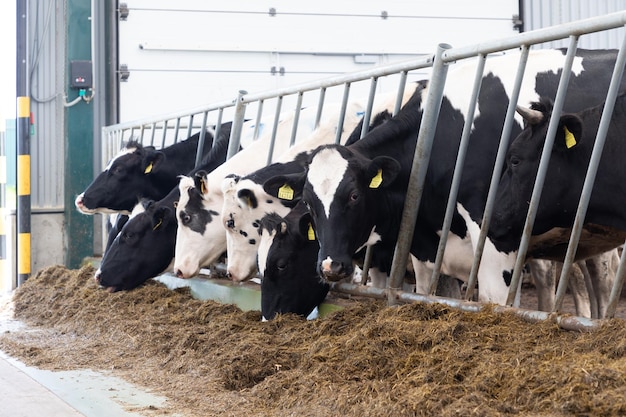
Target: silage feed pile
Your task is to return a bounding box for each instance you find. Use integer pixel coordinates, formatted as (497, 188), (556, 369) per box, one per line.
(2, 265), (626, 417)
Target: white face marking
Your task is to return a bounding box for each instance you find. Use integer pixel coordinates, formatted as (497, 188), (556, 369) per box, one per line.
(307, 148), (349, 218)
(257, 227), (277, 277)
(105, 147), (136, 171)
(320, 256), (333, 273)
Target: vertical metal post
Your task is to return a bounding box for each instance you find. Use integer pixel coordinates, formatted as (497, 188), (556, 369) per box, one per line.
(289, 92), (303, 146)
(387, 43), (451, 305)
(334, 83), (351, 144)
(428, 54), (487, 295)
(464, 45), (530, 302)
(194, 111), (209, 167)
(227, 90), (248, 160)
(16, 0), (30, 285)
(265, 96), (283, 164)
(554, 31), (626, 313)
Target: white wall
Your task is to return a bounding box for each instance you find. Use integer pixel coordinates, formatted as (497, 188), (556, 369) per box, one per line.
(117, 0), (521, 122)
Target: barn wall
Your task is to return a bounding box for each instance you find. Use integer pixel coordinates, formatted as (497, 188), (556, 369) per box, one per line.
(522, 0), (626, 49)
(117, 0), (521, 122)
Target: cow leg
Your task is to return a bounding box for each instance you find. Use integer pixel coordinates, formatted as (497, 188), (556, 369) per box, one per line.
(529, 259), (555, 312)
(584, 249), (619, 319)
(553, 261), (592, 318)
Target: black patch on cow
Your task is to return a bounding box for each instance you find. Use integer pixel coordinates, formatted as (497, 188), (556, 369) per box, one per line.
(252, 221), (260, 228)
(248, 239), (256, 245)
(239, 230), (248, 237)
(266, 200), (273, 204)
(502, 270), (513, 287)
(185, 188), (217, 234)
(209, 210), (218, 216)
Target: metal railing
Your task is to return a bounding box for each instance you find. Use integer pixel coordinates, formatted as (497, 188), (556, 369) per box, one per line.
(101, 11), (626, 330)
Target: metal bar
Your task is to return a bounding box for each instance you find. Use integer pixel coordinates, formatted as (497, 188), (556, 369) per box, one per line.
(289, 92), (304, 147)
(358, 77), (379, 283)
(16, 0), (30, 285)
(428, 53), (487, 295)
(173, 117), (181, 142)
(329, 282), (599, 332)
(465, 46), (530, 302)
(253, 100), (264, 141)
(334, 83), (351, 144)
(387, 43), (451, 306)
(265, 96), (284, 164)
(186, 115), (194, 139)
(554, 31), (626, 313)
(443, 11), (626, 64)
(149, 122), (157, 146)
(393, 71), (408, 116)
(194, 111), (209, 167)
(227, 90), (248, 160)
(315, 88), (326, 128)
(160, 120), (168, 148)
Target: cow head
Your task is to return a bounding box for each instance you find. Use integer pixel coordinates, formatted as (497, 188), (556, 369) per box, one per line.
(257, 201), (329, 320)
(265, 145), (400, 282)
(75, 141), (166, 215)
(490, 97), (585, 252)
(95, 198), (178, 292)
(174, 171), (225, 278)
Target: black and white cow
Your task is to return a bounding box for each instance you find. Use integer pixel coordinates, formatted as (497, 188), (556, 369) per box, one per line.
(489, 95), (626, 316)
(173, 102), (366, 279)
(75, 126), (230, 215)
(263, 49), (626, 305)
(490, 95), (626, 257)
(257, 200), (330, 320)
(221, 108), (394, 282)
(94, 130), (233, 291)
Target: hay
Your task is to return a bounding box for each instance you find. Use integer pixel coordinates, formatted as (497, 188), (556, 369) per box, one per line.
(2, 264), (626, 416)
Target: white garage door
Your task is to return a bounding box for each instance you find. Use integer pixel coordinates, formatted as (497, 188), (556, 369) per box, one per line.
(117, 0), (520, 122)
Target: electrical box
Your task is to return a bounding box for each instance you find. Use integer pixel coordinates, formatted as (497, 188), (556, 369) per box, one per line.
(70, 60), (93, 89)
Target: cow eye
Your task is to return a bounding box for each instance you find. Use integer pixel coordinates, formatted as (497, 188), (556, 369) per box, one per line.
(112, 165), (124, 176)
(350, 192), (359, 202)
(276, 259), (287, 271)
(510, 156), (520, 168)
(180, 211), (191, 225)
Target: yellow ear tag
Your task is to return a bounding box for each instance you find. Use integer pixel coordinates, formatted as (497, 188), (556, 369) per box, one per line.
(278, 184), (294, 200)
(564, 126), (576, 149)
(152, 218), (163, 231)
(307, 223), (316, 241)
(369, 169), (383, 189)
(144, 162), (153, 174)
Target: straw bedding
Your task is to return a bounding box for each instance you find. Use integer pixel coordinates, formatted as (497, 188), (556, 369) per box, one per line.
(1, 264), (626, 416)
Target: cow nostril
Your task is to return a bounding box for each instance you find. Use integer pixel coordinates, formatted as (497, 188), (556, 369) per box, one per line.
(175, 269), (183, 278)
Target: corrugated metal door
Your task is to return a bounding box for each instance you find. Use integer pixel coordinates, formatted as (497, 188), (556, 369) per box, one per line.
(522, 0), (626, 49)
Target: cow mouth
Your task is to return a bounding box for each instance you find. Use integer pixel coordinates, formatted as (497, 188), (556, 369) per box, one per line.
(94, 270), (121, 293)
(321, 271), (349, 282)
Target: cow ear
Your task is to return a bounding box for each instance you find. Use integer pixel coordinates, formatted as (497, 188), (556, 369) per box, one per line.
(297, 212), (316, 241)
(263, 172), (306, 202)
(151, 206), (172, 231)
(143, 151), (165, 174)
(367, 156), (401, 189)
(194, 171), (209, 195)
(556, 114), (583, 151)
(237, 188), (258, 209)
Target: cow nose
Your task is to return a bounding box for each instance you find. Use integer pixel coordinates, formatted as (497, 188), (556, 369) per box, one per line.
(319, 257), (348, 281)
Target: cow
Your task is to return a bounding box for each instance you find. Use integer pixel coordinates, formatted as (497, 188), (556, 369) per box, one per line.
(93, 129), (233, 291)
(221, 107), (395, 283)
(262, 49), (626, 305)
(173, 101), (366, 279)
(257, 200), (330, 320)
(490, 95), (626, 316)
(75, 126), (230, 215)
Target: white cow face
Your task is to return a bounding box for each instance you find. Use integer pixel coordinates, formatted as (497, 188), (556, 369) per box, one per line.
(221, 177), (292, 282)
(174, 174), (226, 278)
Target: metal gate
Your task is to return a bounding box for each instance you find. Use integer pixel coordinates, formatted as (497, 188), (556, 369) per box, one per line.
(102, 11), (626, 330)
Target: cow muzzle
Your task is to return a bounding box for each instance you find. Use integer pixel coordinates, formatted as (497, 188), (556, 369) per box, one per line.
(319, 256), (352, 282)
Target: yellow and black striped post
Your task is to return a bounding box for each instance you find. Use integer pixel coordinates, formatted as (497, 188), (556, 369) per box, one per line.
(16, 0), (30, 285)
(16, 97), (30, 286)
